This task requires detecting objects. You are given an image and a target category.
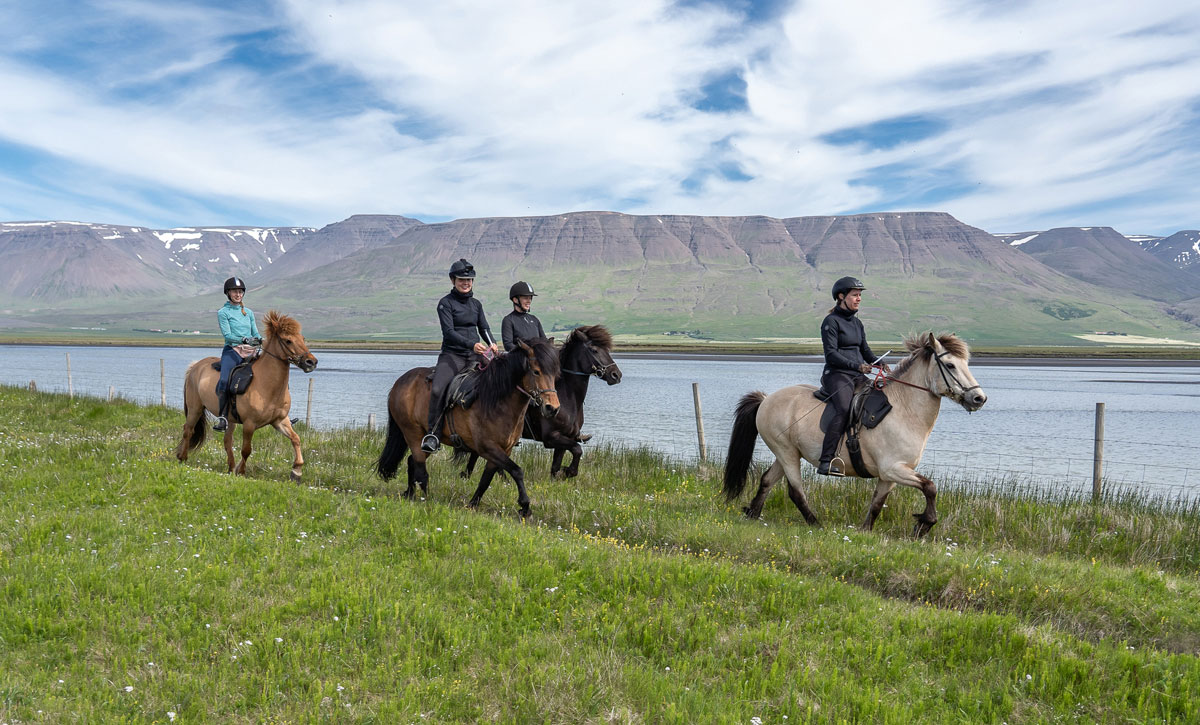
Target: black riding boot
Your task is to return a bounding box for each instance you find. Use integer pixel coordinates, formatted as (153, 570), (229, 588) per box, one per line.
(213, 395), (231, 432)
(817, 426), (844, 476)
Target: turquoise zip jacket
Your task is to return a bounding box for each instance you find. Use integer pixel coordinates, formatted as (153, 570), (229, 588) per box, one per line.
(218, 301), (261, 346)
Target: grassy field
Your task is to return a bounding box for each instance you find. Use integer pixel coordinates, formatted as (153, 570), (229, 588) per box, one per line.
(2, 386), (1199, 723)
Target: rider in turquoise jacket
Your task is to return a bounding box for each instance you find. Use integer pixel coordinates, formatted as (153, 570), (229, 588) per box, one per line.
(214, 276), (261, 431)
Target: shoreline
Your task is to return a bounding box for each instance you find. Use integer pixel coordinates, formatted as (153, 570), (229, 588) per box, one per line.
(4, 339), (1200, 366)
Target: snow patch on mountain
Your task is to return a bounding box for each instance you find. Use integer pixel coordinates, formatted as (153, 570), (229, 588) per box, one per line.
(1010, 234), (1039, 246)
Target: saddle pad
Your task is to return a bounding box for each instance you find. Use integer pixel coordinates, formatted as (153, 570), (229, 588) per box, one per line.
(858, 387), (892, 429)
(228, 361), (254, 396)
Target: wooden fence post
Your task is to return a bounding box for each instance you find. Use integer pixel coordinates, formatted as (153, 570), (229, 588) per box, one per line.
(108, 385), (115, 402)
(692, 382), (707, 462)
(66, 353), (73, 399)
(1093, 402), (1105, 503)
(367, 413), (375, 431)
(160, 359), (166, 406)
(305, 377), (314, 428)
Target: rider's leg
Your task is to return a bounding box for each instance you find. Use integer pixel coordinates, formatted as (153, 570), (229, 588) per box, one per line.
(817, 374), (854, 475)
(213, 346), (241, 432)
(422, 352), (468, 452)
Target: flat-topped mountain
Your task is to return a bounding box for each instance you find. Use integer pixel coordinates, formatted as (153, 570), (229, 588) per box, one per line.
(3, 211), (1198, 345)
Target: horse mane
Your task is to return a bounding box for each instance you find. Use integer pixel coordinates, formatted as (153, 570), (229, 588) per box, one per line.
(560, 325), (614, 360)
(892, 332), (970, 377)
(475, 337), (560, 411)
(263, 310), (300, 339)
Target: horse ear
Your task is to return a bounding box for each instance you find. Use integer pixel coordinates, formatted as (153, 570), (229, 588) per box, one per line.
(926, 331), (937, 349)
(546, 336), (555, 345)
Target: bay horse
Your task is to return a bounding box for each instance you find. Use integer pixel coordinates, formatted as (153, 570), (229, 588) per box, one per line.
(374, 338), (560, 517)
(461, 325), (622, 479)
(174, 311), (318, 479)
(722, 332), (986, 537)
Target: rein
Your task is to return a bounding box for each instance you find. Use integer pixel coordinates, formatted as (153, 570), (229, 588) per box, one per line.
(876, 350), (980, 402)
(261, 343), (304, 368)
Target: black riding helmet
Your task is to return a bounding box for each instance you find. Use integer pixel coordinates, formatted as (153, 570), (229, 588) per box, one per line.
(509, 281), (537, 301)
(448, 258), (476, 280)
(831, 276), (866, 301)
(223, 276), (246, 295)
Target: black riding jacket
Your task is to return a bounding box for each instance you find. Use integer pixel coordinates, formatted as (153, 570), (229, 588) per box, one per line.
(501, 310), (545, 351)
(437, 288), (493, 355)
(820, 305), (876, 377)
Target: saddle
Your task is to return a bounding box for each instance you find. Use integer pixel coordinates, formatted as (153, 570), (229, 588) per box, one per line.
(446, 367), (481, 411)
(814, 378), (893, 478)
(212, 353), (258, 423)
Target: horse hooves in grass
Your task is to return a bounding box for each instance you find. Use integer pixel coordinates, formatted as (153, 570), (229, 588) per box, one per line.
(289, 471), (301, 482)
(912, 513), (937, 538)
(742, 505), (762, 520)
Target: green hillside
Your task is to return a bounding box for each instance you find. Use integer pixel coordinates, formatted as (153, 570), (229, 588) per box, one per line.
(2, 387), (1199, 722)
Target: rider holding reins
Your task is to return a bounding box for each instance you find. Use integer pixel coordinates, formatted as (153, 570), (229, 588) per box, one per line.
(817, 276), (889, 475)
(501, 281), (545, 352)
(422, 258), (499, 453)
(213, 276), (261, 432)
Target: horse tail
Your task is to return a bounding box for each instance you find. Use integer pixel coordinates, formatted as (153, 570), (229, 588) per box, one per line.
(374, 414), (409, 481)
(723, 391), (765, 501)
(187, 400), (207, 451)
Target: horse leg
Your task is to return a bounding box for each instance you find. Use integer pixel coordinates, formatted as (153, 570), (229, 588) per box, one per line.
(236, 424), (255, 476)
(779, 449), (820, 526)
(862, 479), (898, 531)
(744, 460), (783, 519)
(563, 441), (583, 478)
(175, 399), (206, 462)
(460, 452), (479, 480)
(549, 447), (567, 479)
(402, 456), (417, 499)
(475, 448), (530, 518)
(469, 461), (499, 509)
(272, 418), (304, 482)
(223, 428), (236, 473)
(881, 463), (938, 538)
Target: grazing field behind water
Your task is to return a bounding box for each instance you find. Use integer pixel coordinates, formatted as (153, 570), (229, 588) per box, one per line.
(2, 386), (1199, 723)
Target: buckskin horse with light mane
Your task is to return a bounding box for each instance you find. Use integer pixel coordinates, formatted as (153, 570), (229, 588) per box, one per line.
(174, 310), (318, 479)
(722, 332), (986, 537)
(461, 325), (622, 479)
(375, 338), (560, 517)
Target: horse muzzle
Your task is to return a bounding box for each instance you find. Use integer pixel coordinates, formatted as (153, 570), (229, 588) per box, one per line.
(299, 356), (318, 373)
(962, 389), (987, 411)
(605, 369), (623, 385)
(542, 402), (560, 418)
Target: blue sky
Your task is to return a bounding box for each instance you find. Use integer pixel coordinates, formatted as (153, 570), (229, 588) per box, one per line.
(1, 0), (1198, 235)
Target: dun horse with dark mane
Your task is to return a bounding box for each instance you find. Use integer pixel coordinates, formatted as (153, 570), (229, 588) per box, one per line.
(375, 338), (560, 517)
(175, 311), (318, 479)
(723, 333), (986, 537)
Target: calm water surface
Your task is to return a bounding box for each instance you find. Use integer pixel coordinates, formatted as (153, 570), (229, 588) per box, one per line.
(3, 345), (1198, 498)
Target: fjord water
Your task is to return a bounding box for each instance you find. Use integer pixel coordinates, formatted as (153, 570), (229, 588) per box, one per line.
(3, 345), (1198, 498)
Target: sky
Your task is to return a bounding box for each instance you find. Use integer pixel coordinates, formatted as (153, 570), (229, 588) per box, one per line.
(1, 0), (1198, 235)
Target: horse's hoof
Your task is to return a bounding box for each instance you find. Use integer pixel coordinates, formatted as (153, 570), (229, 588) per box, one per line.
(401, 490), (415, 501)
(551, 470), (565, 480)
(519, 507), (531, 520)
(565, 469), (579, 479)
(742, 506), (761, 520)
(289, 471), (301, 482)
(459, 471), (472, 480)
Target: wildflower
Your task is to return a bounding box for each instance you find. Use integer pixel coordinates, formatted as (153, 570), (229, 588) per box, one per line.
(168, 712), (177, 722)
(275, 638), (283, 643)
(124, 685), (134, 692)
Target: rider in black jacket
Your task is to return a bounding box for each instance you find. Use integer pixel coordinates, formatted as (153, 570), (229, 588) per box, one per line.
(421, 259), (498, 453)
(817, 276), (889, 475)
(501, 280), (546, 351)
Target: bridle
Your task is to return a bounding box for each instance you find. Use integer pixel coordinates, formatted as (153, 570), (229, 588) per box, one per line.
(561, 341), (617, 379)
(878, 349), (980, 404)
(261, 338), (308, 368)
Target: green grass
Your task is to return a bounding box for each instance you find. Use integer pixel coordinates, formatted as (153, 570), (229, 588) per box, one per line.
(2, 386), (1199, 722)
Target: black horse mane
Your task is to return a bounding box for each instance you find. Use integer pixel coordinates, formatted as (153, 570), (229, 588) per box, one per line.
(475, 338), (560, 411)
(892, 332), (970, 378)
(560, 325), (613, 363)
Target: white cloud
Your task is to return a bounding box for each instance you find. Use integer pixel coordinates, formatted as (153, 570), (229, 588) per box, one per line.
(0, 0), (1197, 233)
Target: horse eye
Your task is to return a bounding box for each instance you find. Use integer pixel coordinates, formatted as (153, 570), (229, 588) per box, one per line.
(946, 362), (956, 369)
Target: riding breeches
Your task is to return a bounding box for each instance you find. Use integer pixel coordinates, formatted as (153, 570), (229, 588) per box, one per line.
(819, 371), (860, 464)
(216, 346), (243, 397)
(427, 351), (474, 431)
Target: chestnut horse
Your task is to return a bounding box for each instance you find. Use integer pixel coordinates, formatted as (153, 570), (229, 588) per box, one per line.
(375, 338), (560, 517)
(722, 333), (986, 537)
(462, 325), (622, 479)
(174, 311), (318, 479)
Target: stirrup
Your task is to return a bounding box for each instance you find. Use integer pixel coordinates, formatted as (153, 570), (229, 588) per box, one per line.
(213, 416), (228, 432)
(817, 457), (846, 477)
(420, 433), (440, 453)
